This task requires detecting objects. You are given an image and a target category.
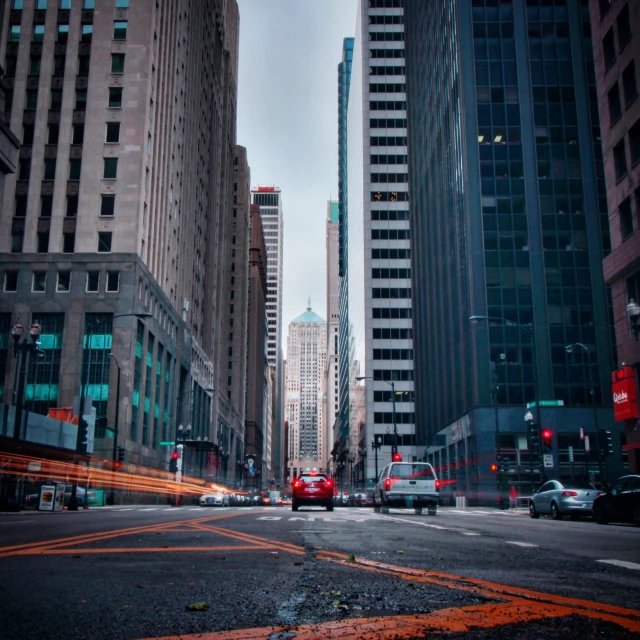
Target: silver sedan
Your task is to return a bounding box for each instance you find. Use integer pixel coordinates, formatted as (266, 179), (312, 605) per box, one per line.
(529, 480), (600, 520)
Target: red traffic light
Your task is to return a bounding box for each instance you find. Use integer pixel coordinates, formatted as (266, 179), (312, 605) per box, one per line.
(171, 451), (179, 460)
(542, 429), (552, 440)
(490, 463), (498, 472)
(392, 453), (402, 462)
(114, 461), (121, 469)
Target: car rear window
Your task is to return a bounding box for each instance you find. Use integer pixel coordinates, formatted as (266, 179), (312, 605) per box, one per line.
(299, 475), (327, 483)
(561, 482), (596, 490)
(389, 464), (436, 480)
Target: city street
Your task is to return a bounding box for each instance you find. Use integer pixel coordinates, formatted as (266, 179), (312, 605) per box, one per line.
(0, 505), (638, 639)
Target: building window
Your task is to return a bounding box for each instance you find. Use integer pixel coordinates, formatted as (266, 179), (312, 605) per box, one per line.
(78, 56), (90, 78)
(145, 167), (150, 188)
(113, 21), (127, 40)
(66, 195), (78, 216)
(608, 83), (622, 125)
(81, 24), (93, 42)
(617, 4), (632, 50)
(5, 56), (17, 79)
(53, 56), (65, 78)
(12, 0), (24, 9)
(32, 271), (47, 292)
(603, 28), (616, 70)
(630, 120), (640, 166)
(613, 139), (628, 181)
(100, 194), (115, 216)
(110, 54), (125, 74)
(43, 159), (57, 180)
(46, 123), (59, 145)
(103, 157), (118, 179)
(69, 159), (81, 180)
(72, 124), (84, 145)
(9, 25), (21, 42)
(56, 271), (70, 292)
(147, 133), (151, 155)
(18, 159), (31, 181)
(63, 231), (75, 253)
(86, 271), (99, 292)
(37, 195), (53, 219)
(115, 0), (129, 7)
(106, 271), (119, 292)
(75, 90), (87, 111)
(32, 25), (45, 43)
(37, 231), (49, 253)
(83, 0), (95, 9)
(50, 90), (63, 110)
(108, 87), (123, 108)
(622, 62), (638, 107)
(26, 90), (38, 110)
(106, 122), (120, 143)
(22, 124), (34, 145)
(4, 271), (18, 292)
(37, 0), (47, 7)
(29, 57), (41, 76)
(57, 24), (69, 43)
(98, 232), (112, 252)
(620, 197), (633, 239)
(11, 230), (24, 253)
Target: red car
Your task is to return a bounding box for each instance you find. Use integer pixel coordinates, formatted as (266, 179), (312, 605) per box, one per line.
(292, 473), (334, 511)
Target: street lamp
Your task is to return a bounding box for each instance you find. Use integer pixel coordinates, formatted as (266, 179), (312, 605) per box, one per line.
(565, 342), (602, 482)
(107, 353), (121, 506)
(347, 454), (355, 493)
(371, 434), (383, 481)
(469, 315), (544, 481)
(627, 298), (640, 341)
(356, 375), (400, 456)
(68, 311), (152, 511)
(10, 322), (41, 440)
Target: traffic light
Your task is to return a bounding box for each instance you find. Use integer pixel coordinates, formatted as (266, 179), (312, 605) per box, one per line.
(113, 461), (121, 470)
(598, 430), (614, 457)
(542, 429), (553, 453)
(117, 446), (125, 463)
(169, 450), (179, 473)
(392, 453), (403, 462)
(490, 462), (498, 472)
(76, 418), (89, 454)
(527, 422), (539, 450)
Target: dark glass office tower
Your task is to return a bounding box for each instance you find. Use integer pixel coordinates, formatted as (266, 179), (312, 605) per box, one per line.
(335, 38), (354, 463)
(405, 0), (624, 501)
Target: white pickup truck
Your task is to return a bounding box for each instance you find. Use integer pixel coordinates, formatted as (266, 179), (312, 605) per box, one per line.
(373, 462), (440, 515)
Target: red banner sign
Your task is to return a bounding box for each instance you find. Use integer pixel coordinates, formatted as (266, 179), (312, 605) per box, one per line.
(611, 366), (639, 421)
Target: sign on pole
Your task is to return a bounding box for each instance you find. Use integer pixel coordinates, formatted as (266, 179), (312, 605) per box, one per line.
(585, 435), (590, 452)
(526, 400), (565, 409)
(543, 454), (553, 468)
(579, 427), (584, 440)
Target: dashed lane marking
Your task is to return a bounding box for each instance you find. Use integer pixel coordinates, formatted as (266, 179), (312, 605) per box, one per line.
(462, 532), (481, 536)
(505, 541), (538, 548)
(597, 559), (640, 571)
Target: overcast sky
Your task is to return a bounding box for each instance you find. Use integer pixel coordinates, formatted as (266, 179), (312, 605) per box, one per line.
(236, 0), (357, 346)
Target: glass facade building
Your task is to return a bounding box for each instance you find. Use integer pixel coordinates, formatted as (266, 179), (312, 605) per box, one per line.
(405, 0), (624, 500)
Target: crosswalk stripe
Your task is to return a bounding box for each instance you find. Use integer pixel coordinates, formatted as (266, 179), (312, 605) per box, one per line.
(597, 559), (640, 571)
(505, 541), (538, 548)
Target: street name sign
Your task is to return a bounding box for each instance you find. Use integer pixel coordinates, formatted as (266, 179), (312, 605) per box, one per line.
(526, 400), (565, 409)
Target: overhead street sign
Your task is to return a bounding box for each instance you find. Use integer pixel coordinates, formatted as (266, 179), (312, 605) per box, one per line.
(159, 441), (175, 446)
(526, 400), (565, 409)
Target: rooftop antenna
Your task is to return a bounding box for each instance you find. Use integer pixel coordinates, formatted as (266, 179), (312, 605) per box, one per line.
(307, 297), (311, 311)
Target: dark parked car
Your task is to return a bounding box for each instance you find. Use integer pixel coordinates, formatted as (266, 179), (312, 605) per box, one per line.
(592, 475), (640, 526)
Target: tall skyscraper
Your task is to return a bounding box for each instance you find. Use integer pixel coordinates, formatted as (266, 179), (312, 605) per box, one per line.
(340, 0), (415, 489)
(325, 200), (340, 471)
(286, 304), (327, 479)
(250, 185), (284, 481)
(588, 0), (640, 472)
(0, 0), (241, 484)
(336, 36), (354, 470)
(405, 0), (624, 500)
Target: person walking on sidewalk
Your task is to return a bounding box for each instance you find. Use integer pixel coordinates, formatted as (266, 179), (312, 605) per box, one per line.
(509, 485), (518, 509)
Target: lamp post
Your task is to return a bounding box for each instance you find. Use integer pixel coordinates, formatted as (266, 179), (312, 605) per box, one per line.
(627, 298), (640, 340)
(347, 454), (355, 493)
(10, 322), (42, 440)
(469, 315), (543, 482)
(107, 353), (121, 506)
(565, 343), (602, 482)
(356, 375), (399, 457)
(357, 446), (367, 488)
(68, 311), (152, 511)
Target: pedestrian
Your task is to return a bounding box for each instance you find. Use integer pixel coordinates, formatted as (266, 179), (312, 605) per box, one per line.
(509, 485), (518, 509)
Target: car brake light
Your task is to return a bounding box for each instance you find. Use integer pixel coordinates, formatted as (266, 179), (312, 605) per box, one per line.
(293, 480), (303, 488)
(384, 478), (391, 491)
(435, 480), (441, 491)
(561, 490), (578, 497)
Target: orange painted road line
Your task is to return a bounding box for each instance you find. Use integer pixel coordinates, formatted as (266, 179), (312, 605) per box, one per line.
(0, 511), (247, 558)
(16, 545), (273, 555)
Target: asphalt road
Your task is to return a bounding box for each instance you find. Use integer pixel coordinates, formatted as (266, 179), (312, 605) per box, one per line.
(0, 505), (638, 639)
